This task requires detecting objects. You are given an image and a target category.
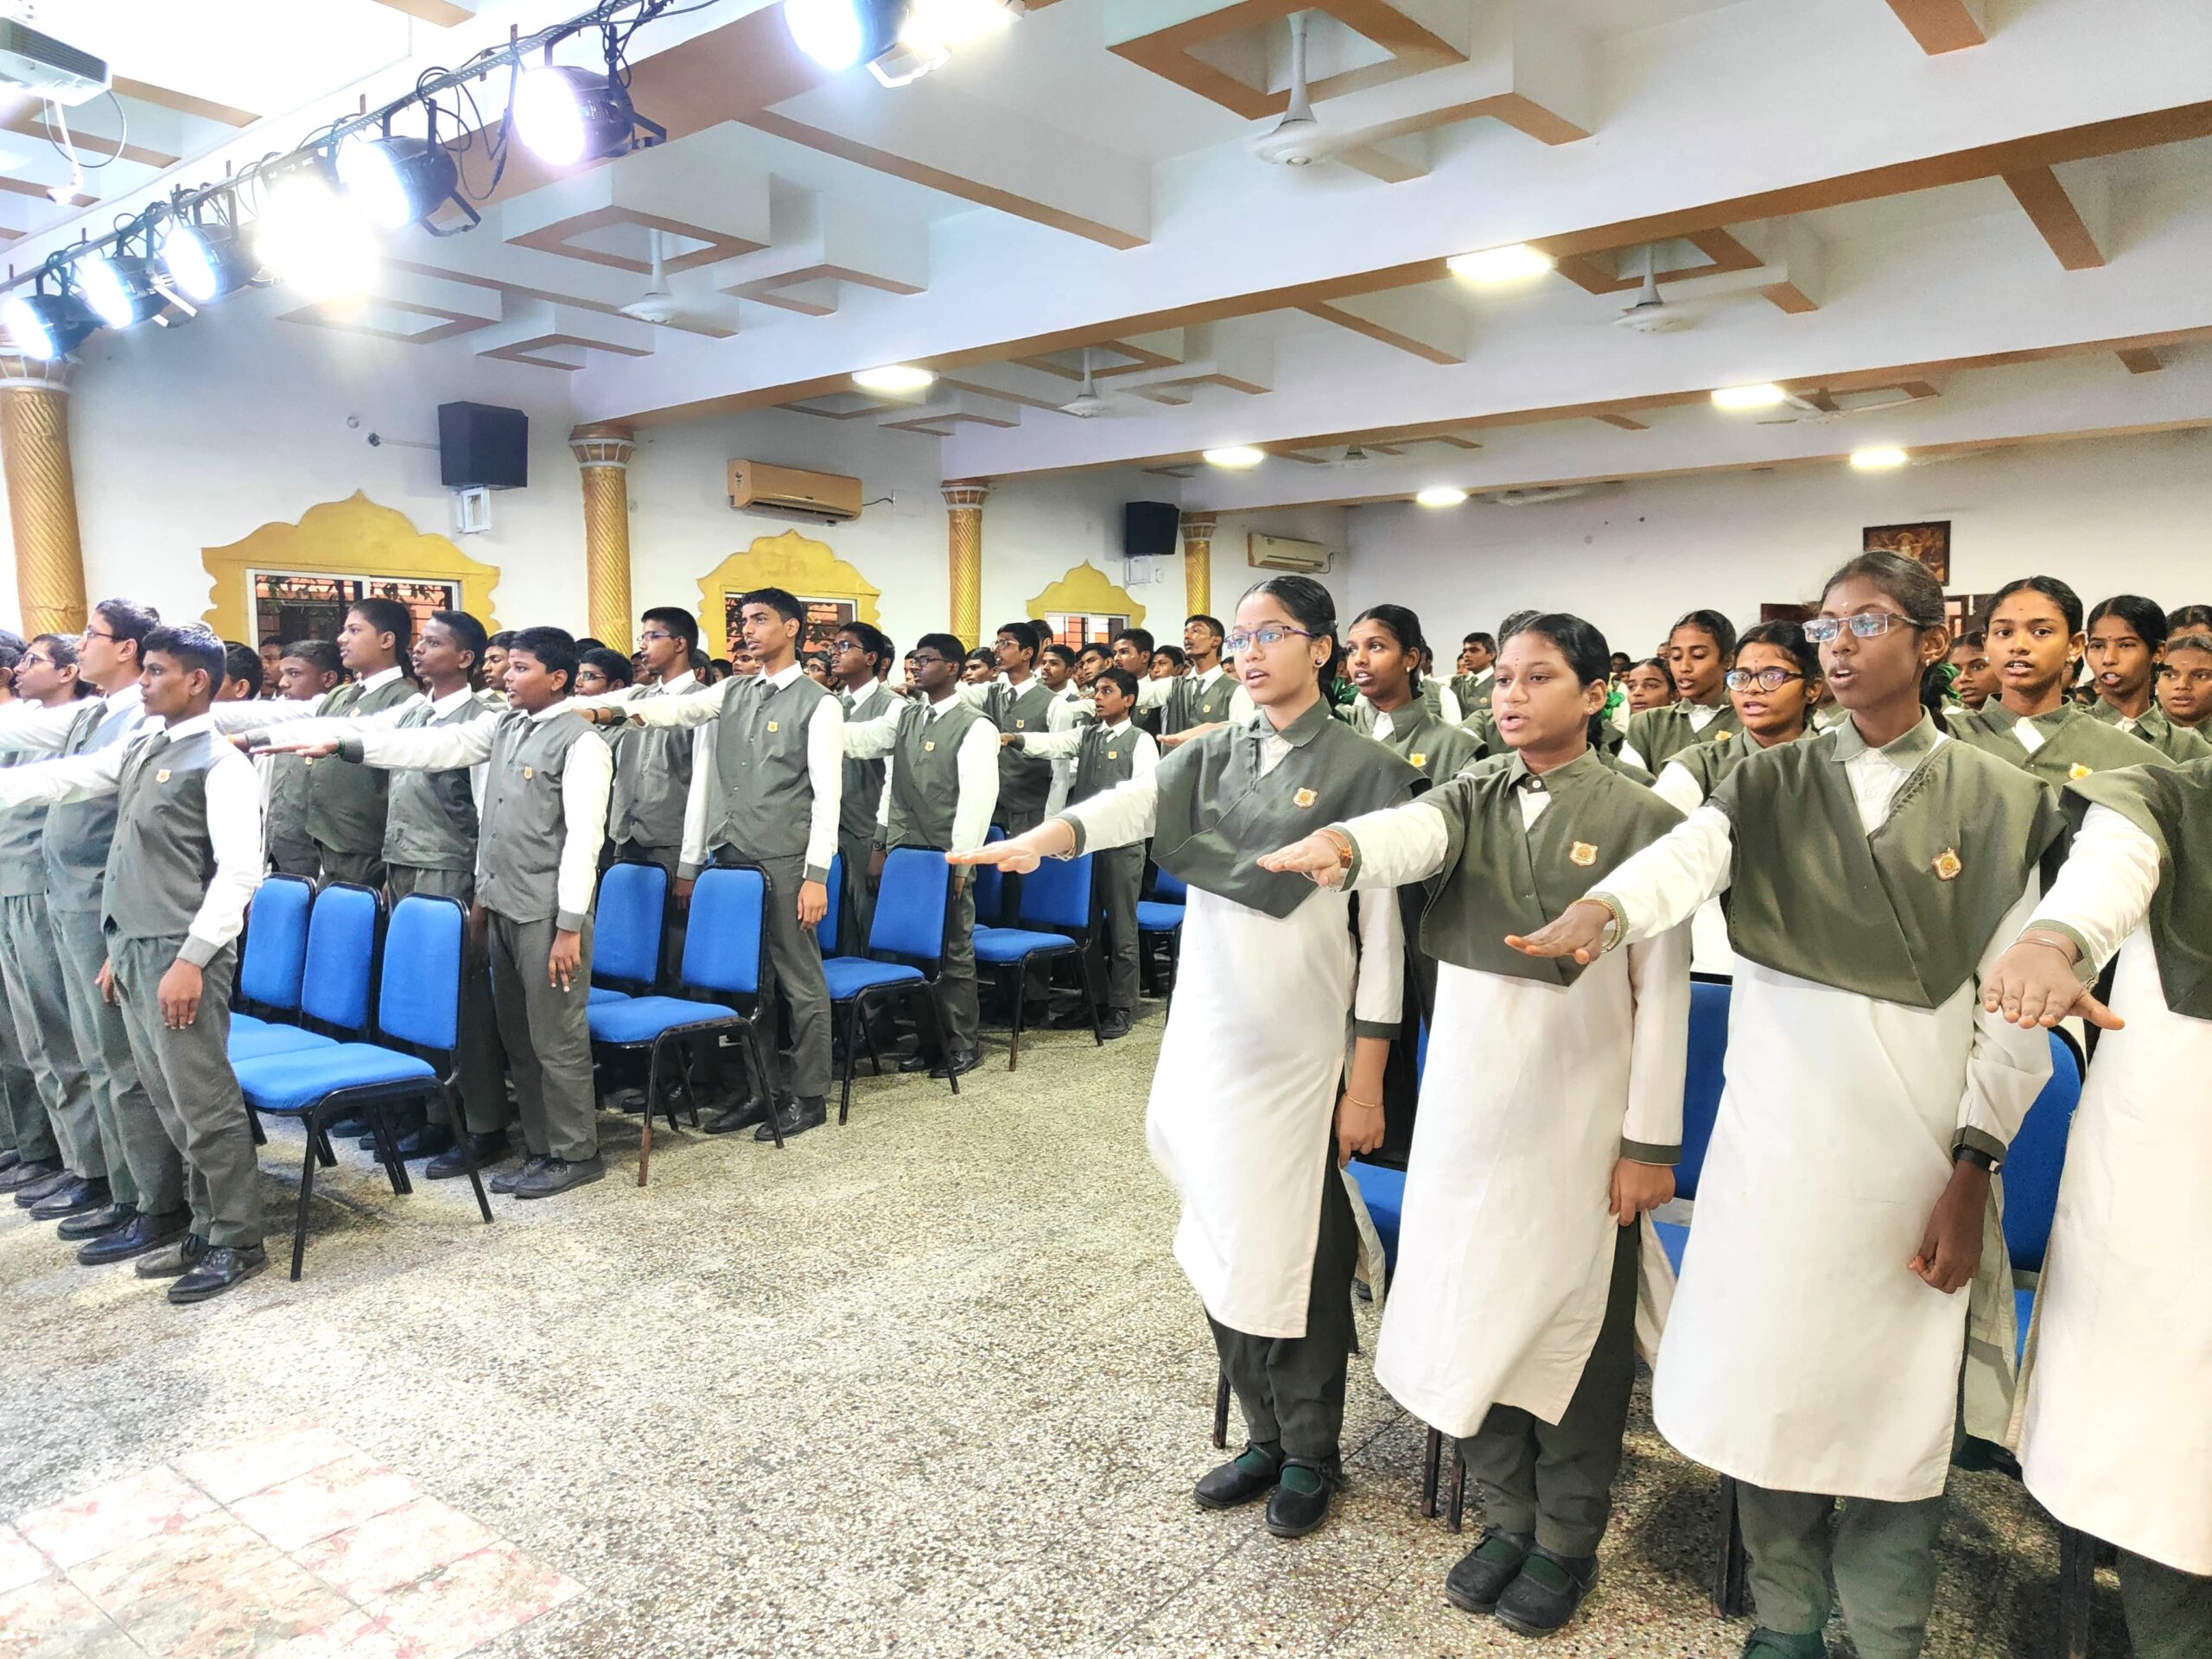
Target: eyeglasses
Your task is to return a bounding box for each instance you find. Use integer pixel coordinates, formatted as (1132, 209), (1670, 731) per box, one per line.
(1802, 611), (1917, 645)
(1725, 666), (1807, 692)
(81, 626), (116, 642)
(639, 630), (677, 644)
(1223, 625), (1320, 656)
(910, 652), (951, 668)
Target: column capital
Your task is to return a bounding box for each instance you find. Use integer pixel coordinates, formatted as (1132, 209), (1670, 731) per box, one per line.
(1178, 512), (1217, 544)
(0, 355), (74, 396)
(569, 421), (636, 468)
(941, 479), (991, 510)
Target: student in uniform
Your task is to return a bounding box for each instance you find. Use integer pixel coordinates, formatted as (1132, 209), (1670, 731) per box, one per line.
(264, 643), (341, 876)
(1619, 658), (1675, 718)
(258, 639), (285, 697)
(1109, 627), (1156, 684)
(575, 647), (634, 697)
(1262, 612), (1690, 1636)
(1508, 550), (2060, 1659)
(601, 607), (706, 893)
(962, 648), (996, 687)
(580, 588), (843, 1141)
(268, 626), (612, 1199)
(1452, 632), (1496, 715)
(218, 643), (263, 702)
(2083, 594), (2210, 763)
(0, 624), (267, 1300)
(480, 632), (515, 704)
(1150, 645), (1187, 680)
(1949, 576), (2171, 783)
(308, 598), (423, 886)
(1946, 631), (1996, 713)
(955, 576), (1415, 1539)
(842, 633), (997, 1079)
(1074, 642), (1110, 692)
(1002, 666), (1157, 1040)
(832, 623), (898, 955)
(1620, 609), (1738, 772)
(1979, 760), (2212, 1659)
(2156, 629), (2212, 738)
(978, 620), (1058, 841)
(0, 635), (48, 1195)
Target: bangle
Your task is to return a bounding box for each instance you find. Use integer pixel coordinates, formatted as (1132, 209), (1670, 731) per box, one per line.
(1339, 1092), (1382, 1113)
(2018, 933), (2079, 963)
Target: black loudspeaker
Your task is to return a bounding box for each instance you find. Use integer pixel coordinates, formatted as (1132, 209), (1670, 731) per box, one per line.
(1124, 500), (1179, 560)
(438, 402), (529, 489)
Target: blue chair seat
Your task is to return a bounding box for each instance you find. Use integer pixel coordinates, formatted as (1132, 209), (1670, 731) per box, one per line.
(1347, 1160), (1404, 1274)
(971, 927), (1075, 964)
(1135, 901), (1185, 931)
(588, 986), (626, 1005)
(1653, 1218), (1690, 1276)
(2016, 1286), (2035, 1363)
(237, 1043), (437, 1116)
(823, 957), (924, 999)
(588, 995), (734, 1046)
(231, 1013), (266, 1033)
(230, 1025), (335, 1061)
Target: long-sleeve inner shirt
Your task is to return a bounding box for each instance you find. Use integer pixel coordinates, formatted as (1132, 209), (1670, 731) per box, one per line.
(1020, 718), (1160, 817)
(843, 694), (1001, 855)
(2024, 803), (2164, 969)
(0, 681), (147, 752)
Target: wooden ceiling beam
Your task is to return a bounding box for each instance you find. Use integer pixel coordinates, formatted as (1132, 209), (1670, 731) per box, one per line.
(2003, 166), (2106, 270)
(112, 77), (257, 128)
(366, 0), (476, 22)
(1883, 0), (1987, 55)
(2117, 348), (2163, 374)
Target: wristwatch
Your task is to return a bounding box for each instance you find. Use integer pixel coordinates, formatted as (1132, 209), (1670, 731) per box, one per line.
(1954, 1145), (2000, 1174)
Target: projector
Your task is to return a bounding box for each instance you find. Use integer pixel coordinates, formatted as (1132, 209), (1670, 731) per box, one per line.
(0, 17), (110, 105)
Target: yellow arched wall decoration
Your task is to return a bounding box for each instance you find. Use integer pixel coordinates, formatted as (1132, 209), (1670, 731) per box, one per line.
(200, 492), (501, 641)
(694, 528), (881, 652)
(1026, 561), (1145, 630)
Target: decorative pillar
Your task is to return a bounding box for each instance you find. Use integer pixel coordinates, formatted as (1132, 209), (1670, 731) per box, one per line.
(942, 479), (989, 647)
(0, 355), (87, 638)
(569, 422), (636, 652)
(1179, 512), (1217, 619)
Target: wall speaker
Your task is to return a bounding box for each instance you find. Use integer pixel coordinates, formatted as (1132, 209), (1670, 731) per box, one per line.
(439, 402), (529, 490)
(1124, 500), (1179, 560)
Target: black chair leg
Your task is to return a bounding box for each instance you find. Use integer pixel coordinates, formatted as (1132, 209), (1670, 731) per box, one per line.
(292, 1117), (319, 1281)
(637, 1044), (658, 1187)
(1007, 963), (1026, 1071)
(367, 1108), (409, 1196)
(675, 1048), (700, 1129)
(1714, 1475), (1751, 1617)
(836, 1000), (857, 1126)
(1421, 1427), (1441, 1518)
(248, 1109), (266, 1147)
(438, 1084), (493, 1225)
(1211, 1369), (1230, 1450)
(1074, 945), (1104, 1047)
(922, 987), (959, 1096)
(313, 1128), (337, 1169)
(1447, 1443), (1466, 1533)
(2057, 1524), (2093, 1659)
(750, 1030), (785, 1148)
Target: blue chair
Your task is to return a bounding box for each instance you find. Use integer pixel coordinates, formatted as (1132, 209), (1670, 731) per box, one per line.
(1137, 864), (1186, 1004)
(1651, 975), (1732, 1278)
(230, 874), (314, 1037)
(587, 864), (779, 1182)
(821, 849), (962, 1125)
(230, 882), (382, 1065)
(231, 893), (493, 1280)
(971, 853), (1103, 1069)
(588, 859), (669, 1007)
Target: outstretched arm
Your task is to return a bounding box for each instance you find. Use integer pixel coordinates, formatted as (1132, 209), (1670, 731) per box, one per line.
(1509, 803), (1733, 965)
(1982, 804), (2159, 1031)
(0, 739), (128, 809)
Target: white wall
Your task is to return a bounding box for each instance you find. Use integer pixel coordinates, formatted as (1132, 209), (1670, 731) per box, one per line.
(1344, 429), (2212, 660)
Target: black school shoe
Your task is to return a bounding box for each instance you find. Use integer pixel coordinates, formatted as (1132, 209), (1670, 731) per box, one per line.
(424, 1132), (509, 1180)
(704, 1096), (770, 1135)
(755, 1097), (826, 1142)
(488, 1154), (549, 1195)
(1264, 1456), (1341, 1539)
(169, 1244), (268, 1305)
(0, 1147), (18, 1173)
(1194, 1442), (1283, 1510)
(513, 1154), (606, 1199)
(79, 1210), (188, 1266)
(7, 1163), (68, 1203)
(1098, 1009), (1134, 1040)
(1446, 1527), (1535, 1614)
(137, 1233), (208, 1279)
(58, 1202), (136, 1242)
(1493, 1547), (1599, 1637)
(29, 1175), (111, 1221)
(1742, 1630), (1827, 1659)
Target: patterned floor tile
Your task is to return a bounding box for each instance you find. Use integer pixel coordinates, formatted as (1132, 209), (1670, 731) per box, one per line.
(0, 1522), (48, 1596)
(173, 1421), (359, 1506)
(229, 1453), (419, 1554)
(368, 1543), (582, 1656)
(0, 1573), (137, 1658)
(13, 1465), (215, 1572)
(292, 1496), (500, 1603)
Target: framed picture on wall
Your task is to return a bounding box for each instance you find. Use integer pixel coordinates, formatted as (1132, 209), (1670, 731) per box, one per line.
(1863, 521), (1951, 584)
(253, 571), (461, 649)
(1041, 611), (1131, 649)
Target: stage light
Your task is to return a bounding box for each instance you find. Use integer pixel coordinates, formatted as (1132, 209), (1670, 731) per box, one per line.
(1851, 445), (1908, 471)
(253, 171), (378, 302)
(1712, 383), (1786, 410)
(785, 0), (905, 71)
(337, 133), (461, 231)
(1204, 446), (1265, 469)
(79, 250), (163, 329)
(515, 63), (661, 166)
(1, 289), (98, 360)
(1414, 486), (1469, 507)
(899, 0), (1017, 55)
(157, 219), (254, 304)
(1446, 244), (1555, 285)
(853, 364), (935, 393)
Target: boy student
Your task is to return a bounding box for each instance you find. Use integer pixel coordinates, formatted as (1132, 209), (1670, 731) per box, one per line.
(264, 642), (342, 875)
(1002, 665), (1156, 1039)
(308, 597), (422, 887)
(266, 627), (612, 1198)
(218, 643), (263, 702)
(579, 588), (844, 1142)
(480, 632), (515, 704)
(604, 607), (705, 885)
(833, 622), (898, 955)
(977, 621), (1058, 840)
(0, 600), (183, 1258)
(842, 632), (999, 1079)
(1073, 642), (1110, 691)
(1453, 632), (1496, 714)
(0, 624), (268, 1300)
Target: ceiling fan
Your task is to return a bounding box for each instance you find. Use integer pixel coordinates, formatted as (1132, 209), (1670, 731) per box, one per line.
(619, 229), (724, 332)
(1059, 348), (1128, 418)
(1754, 389), (1919, 425)
(1611, 245), (1794, 334)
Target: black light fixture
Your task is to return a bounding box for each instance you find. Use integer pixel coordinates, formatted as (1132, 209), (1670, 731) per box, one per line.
(79, 238), (165, 329)
(156, 207), (257, 305)
(513, 36), (664, 167)
(337, 107), (475, 233)
(1, 281), (99, 360)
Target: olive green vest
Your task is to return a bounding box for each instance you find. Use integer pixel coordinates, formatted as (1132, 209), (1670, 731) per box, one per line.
(838, 681), (893, 842)
(609, 679), (698, 851)
(102, 728), (235, 944)
(1367, 703), (1479, 786)
(1067, 722), (1141, 804)
(1668, 724), (1816, 802)
(885, 698), (990, 851)
(42, 694), (140, 911)
(1147, 698), (1417, 919)
(476, 709), (596, 924)
(1710, 723), (2063, 1008)
(306, 673), (419, 856)
(987, 678), (1057, 818)
(384, 692), (495, 873)
(0, 739), (60, 899)
(1626, 699), (1741, 769)
(1413, 747), (1682, 985)
(1948, 701), (2174, 785)
(710, 670), (832, 861)
(2063, 758), (2212, 1020)
(2088, 699), (2212, 766)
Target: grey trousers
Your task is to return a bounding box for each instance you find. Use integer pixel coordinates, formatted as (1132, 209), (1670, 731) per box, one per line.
(387, 867), (510, 1137)
(836, 829), (876, 957)
(485, 911), (597, 1162)
(0, 892), (101, 1176)
(1737, 1478), (1948, 1659)
(717, 850), (831, 1102)
(0, 982), (43, 1162)
(1462, 1221), (1641, 1557)
(109, 935), (254, 1243)
(2120, 1551), (2212, 1659)
(268, 838), (321, 880)
(54, 904), (176, 1212)
(941, 875), (979, 1054)
(316, 845), (387, 891)
(1209, 1145), (1357, 1464)
(1095, 846), (1144, 1012)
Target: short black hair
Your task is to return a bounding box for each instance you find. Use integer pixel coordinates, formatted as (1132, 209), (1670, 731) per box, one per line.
(741, 587), (806, 627)
(575, 636), (607, 654)
(1464, 631), (1496, 652)
(512, 626), (580, 694)
(1095, 666), (1140, 702)
(1152, 644), (1187, 669)
(580, 645), (634, 688)
(428, 610), (487, 668)
(915, 632), (964, 664)
(1953, 629), (1986, 652)
(964, 647), (996, 670)
(1112, 626), (1155, 656)
(283, 639), (343, 677)
(995, 620), (1041, 662)
(486, 630), (518, 650)
(0, 630), (24, 675)
(839, 620), (894, 674)
(221, 641), (262, 687)
(350, 595), (416, 677)
(94, 598), (161, 657)
(1041, 642), (1077, 671)
(1077, 642), (1110, 664)
(143, 622), (225, 686)
(642, 606), (700, 652)
(1185, 613), (1224, 639)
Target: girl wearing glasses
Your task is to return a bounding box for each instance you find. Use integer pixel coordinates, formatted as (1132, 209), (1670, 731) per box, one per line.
(1257, 613), (1690, 1638)
(1978, 759), (2212, 1659)
(1504, 551), (2062, 1659)
(1621, 609), (1741, 773)
(950, 575), (1417, 1541)
(2082, 594), (2211, 764)
(1950, 575), (2171, 785)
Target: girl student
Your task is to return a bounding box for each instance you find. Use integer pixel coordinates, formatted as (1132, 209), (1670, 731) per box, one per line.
(1948, 575), (2171, 784)
(1980, 756), (2212, 1659)
(1618, 657), (1675, 720)
(2157, 628), (2212, 737)
(1620, 608), (1740, 772)
(1260, 613), (1691, 1639)
(1649, 620), (1827, 974)
(1509, 550), (2062, 1659)
(951, 575), (1418, 1541)
(2083, 594), (2212, 763)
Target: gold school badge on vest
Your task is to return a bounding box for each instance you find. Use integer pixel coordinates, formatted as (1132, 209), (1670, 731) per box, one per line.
(1932, 847), (1963, 881)
(1570, 842), (1598, 867)
(923, 741), (936, 752)
(767, 721), (779, 733)
(1294, 787), (1317, 809)
(1410, 752), (1427, 768)
(2067, 763), (2092, 780)
(156, 769), (170, 784)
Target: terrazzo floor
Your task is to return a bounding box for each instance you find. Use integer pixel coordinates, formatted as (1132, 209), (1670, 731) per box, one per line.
(0, 1006), (2127, 1658)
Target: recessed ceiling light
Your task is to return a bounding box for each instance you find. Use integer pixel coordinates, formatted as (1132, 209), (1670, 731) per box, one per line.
(1712, 383), (1787, 410)
(1203, 446), (1265, 469)
(854, 365), (935, 393)
(1414, 486), (1468, 507)
(1446, 244), (1556, 285)
(1851, 445), (1909, 470)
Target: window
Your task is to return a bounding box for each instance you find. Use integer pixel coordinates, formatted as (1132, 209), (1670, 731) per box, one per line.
(1041, 611), (1131, 650)
(252, 572), (461, 647)
(721, 594), (857, 658)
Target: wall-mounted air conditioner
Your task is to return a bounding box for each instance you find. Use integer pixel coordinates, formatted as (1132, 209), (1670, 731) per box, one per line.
(1247, 532), (1332, 574)
(728, 461), (863, 524)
